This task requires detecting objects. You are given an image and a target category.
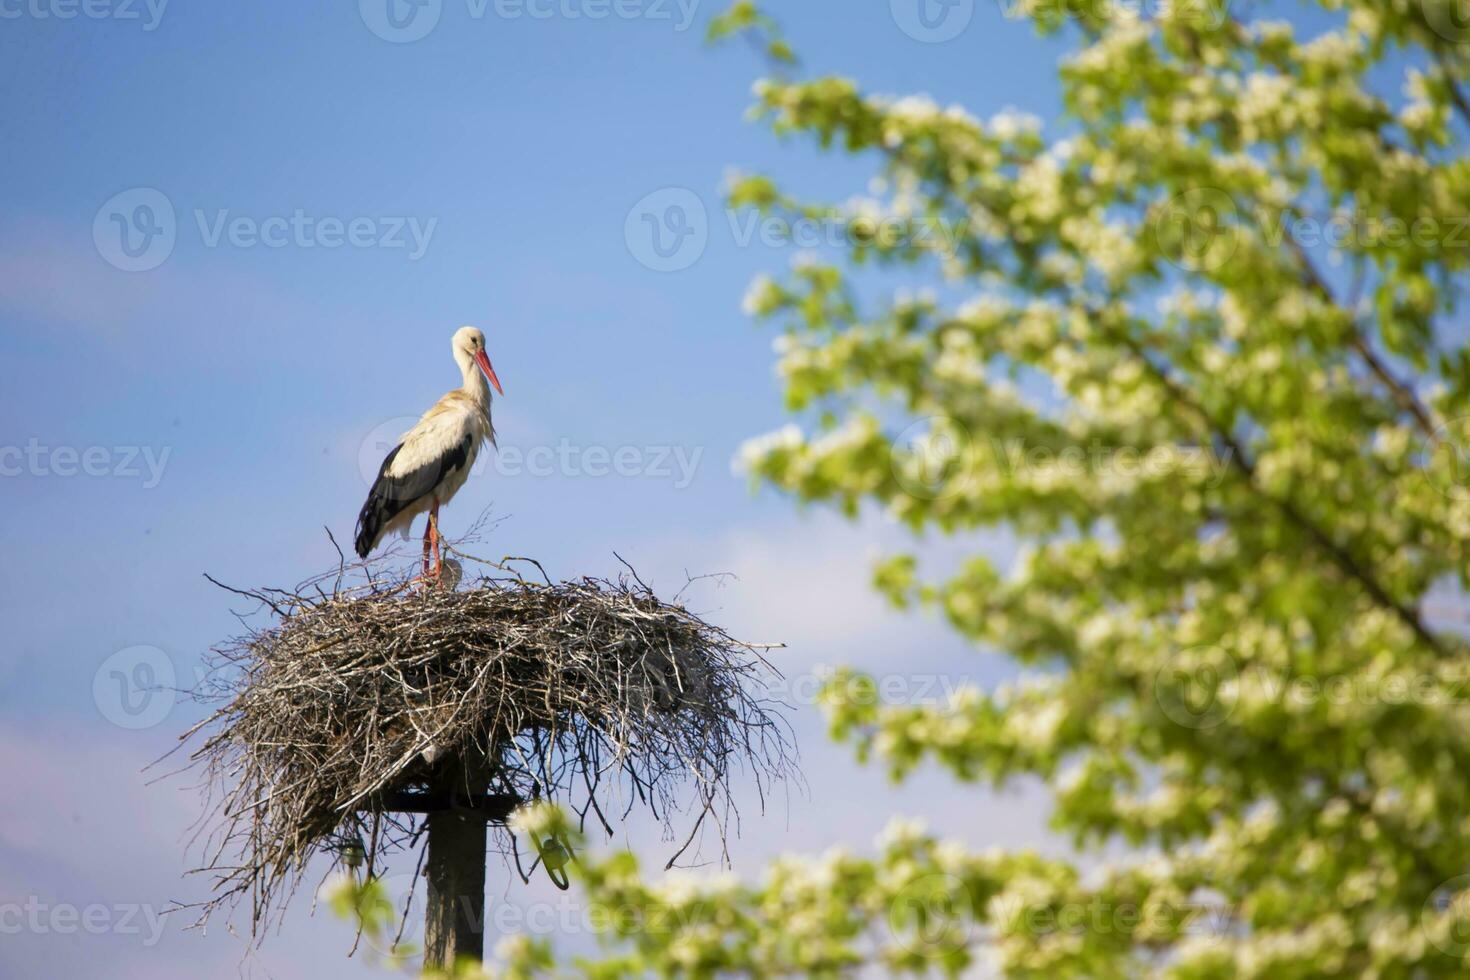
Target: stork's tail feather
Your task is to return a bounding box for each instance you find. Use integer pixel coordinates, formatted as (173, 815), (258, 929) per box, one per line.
(355, 494), (389, 559)
(346, 481), (388, 558)
(356, 443), (409, 560)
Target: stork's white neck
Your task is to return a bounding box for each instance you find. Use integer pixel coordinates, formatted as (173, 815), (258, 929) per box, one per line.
(455, 348), (492, 411)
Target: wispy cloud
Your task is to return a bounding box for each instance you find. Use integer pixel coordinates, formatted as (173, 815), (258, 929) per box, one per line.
(0, 722), (381, 978)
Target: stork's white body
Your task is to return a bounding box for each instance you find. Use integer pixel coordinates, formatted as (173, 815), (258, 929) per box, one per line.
(374, 390), (495, 546)
(354, 327), (502, 569)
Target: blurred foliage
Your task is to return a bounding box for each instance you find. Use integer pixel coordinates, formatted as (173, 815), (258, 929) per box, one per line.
(345, 0), (1470, 974)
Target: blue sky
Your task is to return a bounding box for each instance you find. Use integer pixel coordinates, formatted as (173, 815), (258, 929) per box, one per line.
(0, 2), (1074, 976)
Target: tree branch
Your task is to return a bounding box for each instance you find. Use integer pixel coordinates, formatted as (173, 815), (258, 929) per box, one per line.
(1109, 326), (1444, 656)
(1284, 238), (1437, 438)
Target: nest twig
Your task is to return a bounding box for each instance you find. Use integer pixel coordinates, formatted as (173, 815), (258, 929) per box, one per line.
(170, 524), (795, 941)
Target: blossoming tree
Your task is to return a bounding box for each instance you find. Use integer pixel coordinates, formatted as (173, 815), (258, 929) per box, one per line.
(481, 0), (1470, 974)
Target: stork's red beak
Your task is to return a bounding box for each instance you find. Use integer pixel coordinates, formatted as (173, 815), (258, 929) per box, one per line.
(475, 350), (504, 396)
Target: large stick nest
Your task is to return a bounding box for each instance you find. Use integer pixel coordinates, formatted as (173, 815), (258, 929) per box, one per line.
(176, 541), (794, 937)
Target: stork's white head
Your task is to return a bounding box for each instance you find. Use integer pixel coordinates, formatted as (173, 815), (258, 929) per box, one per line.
(452, 326), (504, 397)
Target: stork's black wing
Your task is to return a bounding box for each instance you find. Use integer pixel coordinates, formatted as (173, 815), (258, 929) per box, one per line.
(354, 436), (472, 558)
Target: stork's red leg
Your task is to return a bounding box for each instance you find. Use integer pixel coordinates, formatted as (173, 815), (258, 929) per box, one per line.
(429, 502), (442, 580)
(421, 516), (433, 576)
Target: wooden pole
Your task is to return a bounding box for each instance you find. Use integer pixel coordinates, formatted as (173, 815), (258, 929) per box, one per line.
(423, 746), (493, 970)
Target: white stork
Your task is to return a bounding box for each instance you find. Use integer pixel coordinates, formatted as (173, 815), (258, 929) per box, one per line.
(355, 326), (504, 578)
